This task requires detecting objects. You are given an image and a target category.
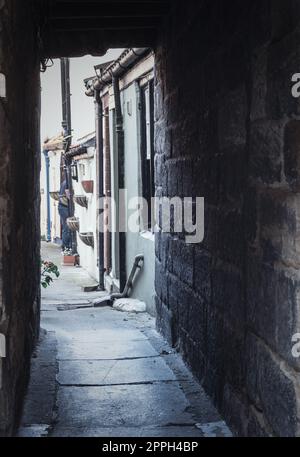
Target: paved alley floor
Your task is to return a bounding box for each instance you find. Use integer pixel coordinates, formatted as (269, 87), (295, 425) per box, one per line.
(16, 242), (231, 437)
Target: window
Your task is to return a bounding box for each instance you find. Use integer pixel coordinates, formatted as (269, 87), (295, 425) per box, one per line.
(140, 80), (155, 230)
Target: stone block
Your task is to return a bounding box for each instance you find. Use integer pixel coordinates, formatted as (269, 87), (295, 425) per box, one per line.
(246, 333), (298, 437)
(154, 121), (172, 158)
(250, 45), (268, 121)
(284, 120), (300, 190)
(218, 85), (247, 149)
(218, 148), (246, 206)
(155, 296), (175, 346)
(155, 259), (168, 304)
(187, 294), (207, 350)
(249, 119), (284, 184)
(216, 208), (244, 267)
(267, 27), (300, 119)
(221, 384), (249, 437)
(194, 248), (211, 303)
(170, 239), (194, 288)
(166, 160), (181, 198)
(247, 260), (300, 368)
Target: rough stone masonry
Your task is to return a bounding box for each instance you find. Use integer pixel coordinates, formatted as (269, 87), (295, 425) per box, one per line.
(0, 0), (300, 437)
(0, 0), (41, 436)
(154, 0), (300, 437)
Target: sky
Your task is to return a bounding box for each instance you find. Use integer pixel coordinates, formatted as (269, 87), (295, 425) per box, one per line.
(41, 49), (123, 144)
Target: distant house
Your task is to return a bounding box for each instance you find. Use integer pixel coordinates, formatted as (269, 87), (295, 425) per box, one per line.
(41, 133), (65, 244)
(41, 50), (156, 314)
(66, 132), (99, 280)
(84, 49), (156, 315)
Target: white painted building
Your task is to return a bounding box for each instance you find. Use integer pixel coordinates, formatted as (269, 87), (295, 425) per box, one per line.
(96, 50), (156, 315)
(41, 134), (64, 245)
(69, 133), (99, 281)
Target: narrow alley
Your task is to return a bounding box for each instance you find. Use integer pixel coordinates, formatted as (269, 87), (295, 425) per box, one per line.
(17, 243), (231, 438)
(2, 0), (300, 440)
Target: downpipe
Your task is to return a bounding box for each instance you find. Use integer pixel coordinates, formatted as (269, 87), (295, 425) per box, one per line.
(113, 75), (127, 291)
(43, 150), (51, 242)
(111, 254), (144, 300)
(93, 255), (144, 307)
(95, 89), (105, 290)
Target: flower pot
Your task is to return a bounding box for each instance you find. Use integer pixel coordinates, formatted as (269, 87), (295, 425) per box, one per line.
(62, 254), (80, 266)
(74, 195), (88, 208)
(79, 232), (94, 248)
(50, 191), (60, 201)
(82, 180), (94, 194)
(66, 217), (80, 232)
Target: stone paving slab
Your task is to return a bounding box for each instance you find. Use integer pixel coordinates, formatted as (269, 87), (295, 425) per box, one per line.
(54, 383), (195, 428)
(44, 326), (147, 345)
(20, 329), (57, 425)
(16, 242), (231, 437)
(50, 426), (204, 437)
(57, 357), (176, 385)
(18, 425), (50, 437)
(56, 339), (159, 360)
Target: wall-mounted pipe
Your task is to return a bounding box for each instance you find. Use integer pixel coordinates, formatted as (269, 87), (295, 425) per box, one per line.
(60, 57), (77, 254)
(104, 107), (112, 274)
(85, 48), (149, 96)
(113, 75), (127, 292)
(111, 254), (144, 300)
(95, 89), (105, 291)
(93, 254), (144, 307)
(43, 150), (51, 242)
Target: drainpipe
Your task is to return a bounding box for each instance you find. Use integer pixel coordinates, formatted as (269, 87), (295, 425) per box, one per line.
(85, 48), (149, 96)
(43, 150), (51, 242)
(104, 108), (112, 274)
(84, 50), (151, 290)
(60, 57), (77, 254)
(95, 89), (105, 290)
(113, 76), (126, 292)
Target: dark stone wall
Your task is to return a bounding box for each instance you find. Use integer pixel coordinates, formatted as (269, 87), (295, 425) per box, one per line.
(155, 0), (300, 436)
(0, 0), (41, 435)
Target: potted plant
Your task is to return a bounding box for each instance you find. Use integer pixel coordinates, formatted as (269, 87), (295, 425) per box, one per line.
(49, 191), (60, 201)
(81, 180), (94, 194)
(79, 232), (94, 248)
(50, 191), (68, 206)
(41, 260), (60, 288)
(66, 216), (80, 232)
(62, 248), (80, 266)
(74, 195), (88, 208)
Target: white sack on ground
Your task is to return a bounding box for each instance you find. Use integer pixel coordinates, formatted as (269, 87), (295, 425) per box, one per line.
(113, 298), (146, 313)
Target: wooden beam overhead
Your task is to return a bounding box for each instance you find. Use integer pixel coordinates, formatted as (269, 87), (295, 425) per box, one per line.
(50, 17), (161, 31)
(51, 2), (170, 19)
(53, 0), (166, 3)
